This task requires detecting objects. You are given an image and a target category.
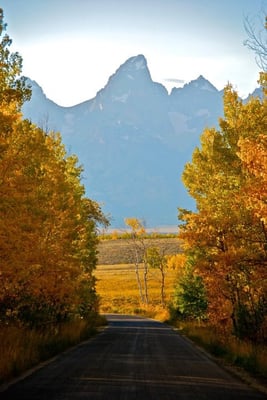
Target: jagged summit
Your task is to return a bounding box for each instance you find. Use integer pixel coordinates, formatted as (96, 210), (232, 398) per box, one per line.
(121, 54), (148, 71)
(91, 54), (167, 112)
(97, 54), (152, 96)
(22, 54), (236, 227)
(170, 75), (219, 97)
(185, 75), (218, 92)
(111, 54), (150, 79)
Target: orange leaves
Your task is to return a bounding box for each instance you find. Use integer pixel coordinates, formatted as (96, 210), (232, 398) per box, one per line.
(178, 77), (267, 337)
(0, 10), (107, 326)
(238, 134), (267, 177)
(0, 120), (105, 324)
(238, 134), (267, 226)
(0, 115), (105, 326)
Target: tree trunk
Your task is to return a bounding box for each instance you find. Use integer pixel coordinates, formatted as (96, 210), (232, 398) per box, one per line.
(160, 267), (165, 306)
(133, 245), (144, 303)
(143, 261), (149, 305)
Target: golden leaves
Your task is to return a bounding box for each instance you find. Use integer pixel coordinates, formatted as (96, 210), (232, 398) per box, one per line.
(178, 75), (267, 336)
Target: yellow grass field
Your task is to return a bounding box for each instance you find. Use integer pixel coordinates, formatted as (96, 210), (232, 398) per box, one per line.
(95, 263), (178, 318)
(95, 237), (180, 318)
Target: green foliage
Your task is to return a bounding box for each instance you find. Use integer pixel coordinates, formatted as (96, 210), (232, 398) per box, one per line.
(145, 247), (168, 305)
(145, 247), (163, 269)
(172, 259), (208, 321)
(0, 8), (31, 110)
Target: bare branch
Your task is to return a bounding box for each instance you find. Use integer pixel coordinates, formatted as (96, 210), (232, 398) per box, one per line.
(244, 12), (267, 71)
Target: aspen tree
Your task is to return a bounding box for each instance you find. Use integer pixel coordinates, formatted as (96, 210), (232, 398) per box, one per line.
(179, 82), (267, 340)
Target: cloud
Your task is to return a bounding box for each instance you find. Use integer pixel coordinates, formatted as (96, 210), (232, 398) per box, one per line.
(164, 78), (185, 84)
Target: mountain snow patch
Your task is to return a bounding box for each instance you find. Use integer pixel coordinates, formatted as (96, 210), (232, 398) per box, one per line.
(112, 93), (129, 103)
(132, 57), (146, 70)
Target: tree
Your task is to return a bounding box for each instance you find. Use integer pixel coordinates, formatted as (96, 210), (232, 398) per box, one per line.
(124, 218), (147, 303)
(0, 9), (30, 112)
(0, 121), (108, 325)
(178, 82), (267, 340)
(172, 257), (207, 321)
(0, 9), (108, 326)
(145, 247), (167, 306)
(244, 12), (267, 71)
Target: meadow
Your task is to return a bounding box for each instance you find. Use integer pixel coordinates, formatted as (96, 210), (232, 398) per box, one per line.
(95, 237), (180, 319)
(96, 263), (177, 318)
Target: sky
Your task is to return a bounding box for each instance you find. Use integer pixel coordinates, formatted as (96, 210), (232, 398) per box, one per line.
(1, 0), (266, 107)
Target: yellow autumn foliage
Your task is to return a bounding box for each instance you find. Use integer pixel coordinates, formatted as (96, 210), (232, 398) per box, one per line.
(178, 77), (267, 341)
(0, 9), (107, 327)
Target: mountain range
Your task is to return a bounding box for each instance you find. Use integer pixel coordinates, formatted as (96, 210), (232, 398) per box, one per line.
(22, 54), (258, 229)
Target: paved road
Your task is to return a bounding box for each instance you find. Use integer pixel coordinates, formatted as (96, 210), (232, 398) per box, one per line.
(1, 315), (265, 399)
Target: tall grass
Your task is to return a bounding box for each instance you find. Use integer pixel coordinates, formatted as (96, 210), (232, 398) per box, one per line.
(174, 321), (267, 379)
(0, 316), (105, 384)
(95, 263), (177, 319)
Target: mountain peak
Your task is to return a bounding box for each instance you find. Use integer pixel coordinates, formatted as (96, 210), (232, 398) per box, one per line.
(112, 54), (151, 81)
(170, 75), (218, 97)
(125, 54), (147, 70)
(92, 54), (155, 107)
(22, 54), (239, 227)
(187, 75), (218, 92)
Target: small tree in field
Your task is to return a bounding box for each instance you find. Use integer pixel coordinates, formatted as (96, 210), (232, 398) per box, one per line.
(145, 247), (167, 306)
(124, 218), (147, 304)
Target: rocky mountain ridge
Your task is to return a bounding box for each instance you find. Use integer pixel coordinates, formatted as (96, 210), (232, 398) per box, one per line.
(22, 54), (259, 228)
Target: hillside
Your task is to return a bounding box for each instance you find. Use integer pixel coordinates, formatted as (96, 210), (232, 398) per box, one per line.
(97, 237), (180, 265)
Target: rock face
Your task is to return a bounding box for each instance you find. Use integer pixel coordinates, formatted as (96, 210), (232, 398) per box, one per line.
(23, 54), (226, 227)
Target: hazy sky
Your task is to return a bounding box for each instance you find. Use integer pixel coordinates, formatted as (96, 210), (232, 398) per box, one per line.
(1, 0), (266, 106)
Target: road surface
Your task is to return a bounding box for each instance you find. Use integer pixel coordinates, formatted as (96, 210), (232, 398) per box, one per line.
(1, 314), (265, 399)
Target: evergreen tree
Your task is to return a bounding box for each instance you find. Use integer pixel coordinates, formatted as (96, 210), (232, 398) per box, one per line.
(172, 258), (207, 321)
